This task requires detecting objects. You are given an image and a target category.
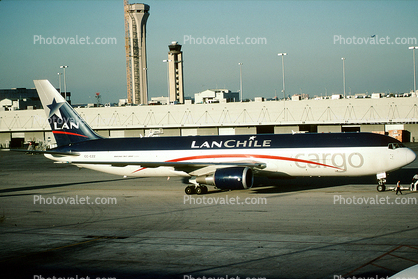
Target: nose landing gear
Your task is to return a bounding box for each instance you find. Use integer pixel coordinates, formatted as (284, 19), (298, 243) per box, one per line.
(377, 172), (387, 192)
(377, 180), (386, 192)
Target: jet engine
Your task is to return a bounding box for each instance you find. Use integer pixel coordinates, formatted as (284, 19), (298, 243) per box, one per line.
(196, 167), (253, 190)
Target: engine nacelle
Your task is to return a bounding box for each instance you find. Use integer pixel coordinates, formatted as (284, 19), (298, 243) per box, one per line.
(196, 167), (253, 190)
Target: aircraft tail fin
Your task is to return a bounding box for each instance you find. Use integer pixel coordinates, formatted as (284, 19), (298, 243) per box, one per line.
(34, 79), (102, 147)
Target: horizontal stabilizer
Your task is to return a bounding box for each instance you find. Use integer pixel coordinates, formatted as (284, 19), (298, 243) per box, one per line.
(2, 149), (80, 156)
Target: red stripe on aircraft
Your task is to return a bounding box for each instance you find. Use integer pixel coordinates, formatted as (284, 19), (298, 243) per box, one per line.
(132, 154), (344, 173)
(52, 131), (89, 138)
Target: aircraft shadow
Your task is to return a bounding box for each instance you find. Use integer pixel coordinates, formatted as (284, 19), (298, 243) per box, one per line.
(0, 177), (141, 196)
(250, 167), (418, 194)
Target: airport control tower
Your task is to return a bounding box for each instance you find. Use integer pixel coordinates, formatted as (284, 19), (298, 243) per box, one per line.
(124, 2), (149, 105)
(167, 41), (184, 104)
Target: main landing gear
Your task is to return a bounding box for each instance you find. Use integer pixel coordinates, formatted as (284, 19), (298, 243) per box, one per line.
(185, 185), (208, 195)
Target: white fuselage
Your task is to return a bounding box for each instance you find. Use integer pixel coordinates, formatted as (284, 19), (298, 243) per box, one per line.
(45, 145), (415, 178)
(33, 79), (416, 185)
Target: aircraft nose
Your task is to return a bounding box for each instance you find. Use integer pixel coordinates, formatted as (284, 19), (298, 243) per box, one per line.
(406, 148), (417, 165)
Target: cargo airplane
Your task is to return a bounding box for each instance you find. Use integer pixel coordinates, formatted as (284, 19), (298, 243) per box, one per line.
(16, 80), (416, 194)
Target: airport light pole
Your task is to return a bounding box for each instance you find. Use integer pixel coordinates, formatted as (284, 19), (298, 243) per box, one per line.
(162, 59), (172, 105)
(341, 58), (346, 98)
(60, 66), (68, 100)
(238, 63), (243, 102)
(57, 73), (62, 94)
(409, 46), (418, 93)
(278, 53), (287, 100)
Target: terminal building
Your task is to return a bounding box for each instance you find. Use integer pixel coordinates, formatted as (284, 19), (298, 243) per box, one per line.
(194, 89), (239, 104)
(0, 87), (71, 111)
(0, 91), (417, 148)
(0, 88), (42, 110)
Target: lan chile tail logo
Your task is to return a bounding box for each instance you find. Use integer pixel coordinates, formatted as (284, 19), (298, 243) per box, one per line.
(47, 98), (64, 119)
(47, 98), (90, 139)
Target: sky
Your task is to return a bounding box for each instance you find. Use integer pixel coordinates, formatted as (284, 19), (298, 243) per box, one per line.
(0, 0), (418, 104)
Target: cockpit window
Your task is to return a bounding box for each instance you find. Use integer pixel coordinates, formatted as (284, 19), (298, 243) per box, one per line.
(388, 143), (405, 149)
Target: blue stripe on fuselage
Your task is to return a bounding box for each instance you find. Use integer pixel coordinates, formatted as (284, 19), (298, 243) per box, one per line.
(51, 132), (399, 153)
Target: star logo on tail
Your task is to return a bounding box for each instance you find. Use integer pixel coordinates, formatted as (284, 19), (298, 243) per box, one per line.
(47, 98), (65, 119)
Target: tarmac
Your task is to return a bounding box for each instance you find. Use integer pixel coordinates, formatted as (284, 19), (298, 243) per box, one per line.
(1, 150), (418, 279)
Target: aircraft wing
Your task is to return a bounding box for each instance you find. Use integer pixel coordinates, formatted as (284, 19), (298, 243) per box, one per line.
(68, 160), (266, 168)
(4, 147), (268, 176)
(67, 160), (267, 176)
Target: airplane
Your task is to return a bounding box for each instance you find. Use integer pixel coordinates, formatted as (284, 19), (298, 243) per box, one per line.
(11, 79), (416, 194)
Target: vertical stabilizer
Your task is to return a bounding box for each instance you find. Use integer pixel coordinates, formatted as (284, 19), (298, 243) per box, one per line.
(34, 80), (102, 147)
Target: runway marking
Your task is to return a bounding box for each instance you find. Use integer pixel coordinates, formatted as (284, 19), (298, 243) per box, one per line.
(370, 262), (396, 272)
(343, 245), (418, 276)
(172, 235), (418, 277)
(389, 250), (418, 263)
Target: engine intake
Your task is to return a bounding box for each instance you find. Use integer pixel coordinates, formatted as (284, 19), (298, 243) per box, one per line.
(196, 167), (253, 190)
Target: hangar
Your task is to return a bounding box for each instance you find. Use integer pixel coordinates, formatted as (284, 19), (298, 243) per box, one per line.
(1, 93), (417, 148)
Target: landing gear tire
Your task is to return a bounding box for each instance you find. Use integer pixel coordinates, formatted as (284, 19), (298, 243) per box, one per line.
(185, 186), (195, 195)
(377, 184), (386, 192)
(185, 185), (209, 195)
(195, 185), (209, 195)
(195, 186), (203, 195)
